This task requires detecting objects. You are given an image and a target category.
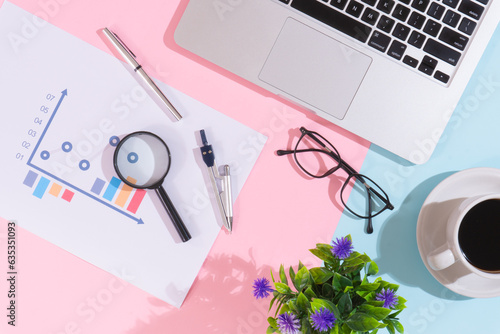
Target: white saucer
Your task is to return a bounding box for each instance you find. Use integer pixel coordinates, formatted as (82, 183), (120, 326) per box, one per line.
(416, 167), (500, 298)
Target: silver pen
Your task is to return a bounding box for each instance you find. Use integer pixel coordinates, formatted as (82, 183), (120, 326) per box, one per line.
(199, 129), (233, 232)
(102, 28), (182, 121)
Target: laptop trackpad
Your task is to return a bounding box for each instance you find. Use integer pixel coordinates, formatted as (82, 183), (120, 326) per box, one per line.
(259, 18), (372, 120)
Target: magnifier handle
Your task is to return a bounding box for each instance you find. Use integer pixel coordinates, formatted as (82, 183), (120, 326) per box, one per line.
(156, 186), (192, 242)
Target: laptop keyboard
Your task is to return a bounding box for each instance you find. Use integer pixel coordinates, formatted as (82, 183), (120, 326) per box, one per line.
(277, 0), (489, 84)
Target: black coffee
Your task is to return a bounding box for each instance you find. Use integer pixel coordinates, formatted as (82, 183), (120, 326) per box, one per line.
(458, 199), (500, 273)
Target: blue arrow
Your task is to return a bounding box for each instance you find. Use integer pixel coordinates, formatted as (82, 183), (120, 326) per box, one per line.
(27, 89), (67, 165)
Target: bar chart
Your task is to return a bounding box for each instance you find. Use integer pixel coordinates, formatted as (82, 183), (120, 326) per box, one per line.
(23, 169), (75, 202)
(90, 176), (146, 214)
(24, 89), (146, 224)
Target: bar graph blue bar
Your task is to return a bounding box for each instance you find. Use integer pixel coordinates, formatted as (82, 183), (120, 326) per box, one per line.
(91, 178), (106, 195)
(33, 177), (50, 199)
(102, 177), (121, 201)
(24, 170), (38, 187)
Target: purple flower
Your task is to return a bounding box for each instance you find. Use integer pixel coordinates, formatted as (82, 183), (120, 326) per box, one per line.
(277, 312), (301, 334)
(310, 307), (336, 332)
(376, 288), (398, 309)
(331, 236), (354, 259)
(252, 277), (273, 299)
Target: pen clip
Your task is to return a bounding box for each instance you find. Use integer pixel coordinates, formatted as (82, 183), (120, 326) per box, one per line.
(221, 165), (233, 222)
(110, 30), (137, 59)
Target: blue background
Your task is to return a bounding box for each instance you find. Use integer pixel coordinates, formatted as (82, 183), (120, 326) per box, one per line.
(334, 24), (500, 334)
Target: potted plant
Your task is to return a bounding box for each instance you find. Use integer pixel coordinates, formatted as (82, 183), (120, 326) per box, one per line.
(252, 235), (406, 334)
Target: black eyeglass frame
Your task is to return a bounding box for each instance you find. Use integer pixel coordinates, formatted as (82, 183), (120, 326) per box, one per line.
(277, 127), (394, 234)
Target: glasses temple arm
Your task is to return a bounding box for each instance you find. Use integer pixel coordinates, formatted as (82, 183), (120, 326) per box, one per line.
(367, 190), (374, 234)
(367, 184), (394, 210)
(277, 148), (333, 156)
(276, 149), (294, 156)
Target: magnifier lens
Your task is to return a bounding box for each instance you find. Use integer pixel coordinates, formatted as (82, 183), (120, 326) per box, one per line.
(114, 133), (170, 188)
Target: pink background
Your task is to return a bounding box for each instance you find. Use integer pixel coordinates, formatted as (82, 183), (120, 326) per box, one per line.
(0, 0), (369, 333)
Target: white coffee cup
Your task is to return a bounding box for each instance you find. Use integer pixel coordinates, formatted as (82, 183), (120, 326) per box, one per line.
(427, 193), (500, 280)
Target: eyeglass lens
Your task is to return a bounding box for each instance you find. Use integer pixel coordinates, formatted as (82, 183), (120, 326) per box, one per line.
(341, 174), (389, 219)
(294, 132), (341, 178)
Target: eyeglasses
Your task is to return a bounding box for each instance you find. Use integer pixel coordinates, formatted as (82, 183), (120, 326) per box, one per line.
(277, 127), (394, 234)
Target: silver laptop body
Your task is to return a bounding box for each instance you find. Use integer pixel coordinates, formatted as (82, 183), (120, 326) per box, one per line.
(174, 0), (499, 164)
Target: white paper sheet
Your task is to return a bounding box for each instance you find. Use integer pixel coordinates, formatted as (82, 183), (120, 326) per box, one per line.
(0, 1), (264, 308)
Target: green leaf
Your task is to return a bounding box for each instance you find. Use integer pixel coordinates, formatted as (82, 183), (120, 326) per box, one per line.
(359, 305), (392, 321)
(274, 282), (292, 294)
(295, 266), (310, 291)
(330, 323), (340, 334)
(301, 317), (312, 334)
(355, 290), (370, 299)
(343, 257), (366, 268)
(341, 323), (353, 334)
(310, 248), (333, 262)
(289, 266), (296, 284)
(357, 282), (380, 291)
(274, 294), (291, 316)
(358, 254), (372, 262)
(388, 309), (403, 319)
(304, 287), (317, 299)
(379, 281), (400, 292)
(366, 300), (384, 307)
(288, 299), (299, 314)
(310, 243), (336, 263)
(344, 251), (370, 263)
(333, 273), (353, 291)
(311, 298), (337, 314)
(342, 264), (365, 276)
(383, 319), (396, 334)
(269, 294), (278, 311)
(266, 326), (276, 334)
(346, 313), (380, 332)
(345, 250), (361, 259)
(279, 303), (290, 314)
(322, 283), (334, 298)
(394, 296), (407, 310)
(267, 317), (278, 328)
(338, 293), (352, 314)
(310, 267), (334, 284)
(298, 261), (305, 271)
(296, 292), (310, 312)
(316, 243), (333, 253)
(366, 261), (379, 276)
(267, 317), (278, 329)
(279, 264), (288, 285)
(392, 320), (404, 333)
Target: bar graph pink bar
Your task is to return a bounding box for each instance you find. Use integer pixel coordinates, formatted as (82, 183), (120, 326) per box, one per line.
(126, 189), (146, 214)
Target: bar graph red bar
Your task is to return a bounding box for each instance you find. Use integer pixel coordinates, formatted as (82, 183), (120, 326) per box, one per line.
(127, 189), (146, 214)
(61, 189), (75, 202)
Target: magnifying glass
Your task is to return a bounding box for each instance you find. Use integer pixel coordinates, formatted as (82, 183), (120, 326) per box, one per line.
(113, 131), (192, 242)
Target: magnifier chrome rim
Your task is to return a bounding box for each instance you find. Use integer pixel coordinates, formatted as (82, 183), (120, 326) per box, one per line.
(113, 131), (171, 189)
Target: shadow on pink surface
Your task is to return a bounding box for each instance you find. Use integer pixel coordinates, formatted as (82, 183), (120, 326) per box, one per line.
(124, 252), (273, 334)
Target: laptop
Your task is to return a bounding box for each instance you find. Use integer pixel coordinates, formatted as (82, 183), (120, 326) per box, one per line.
(174, 0), (499, 164)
